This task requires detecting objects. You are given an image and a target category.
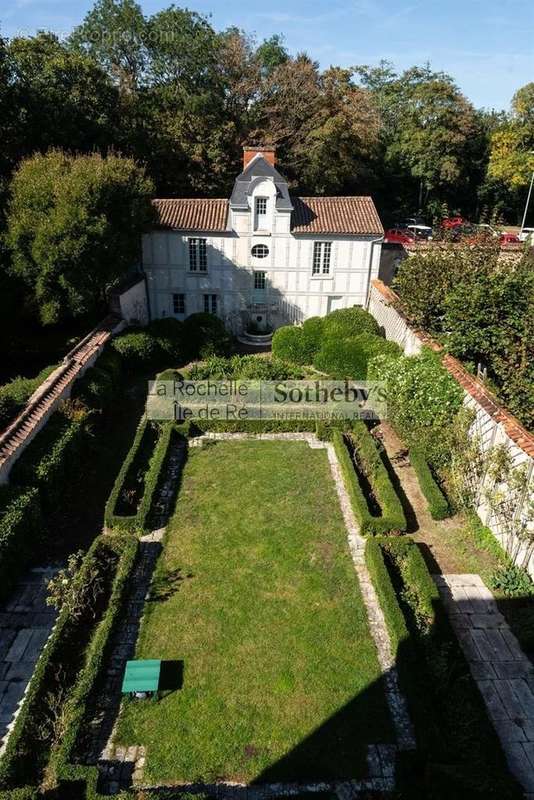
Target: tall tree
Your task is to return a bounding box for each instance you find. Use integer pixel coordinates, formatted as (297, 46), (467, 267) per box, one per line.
(5, 151), (154, 324)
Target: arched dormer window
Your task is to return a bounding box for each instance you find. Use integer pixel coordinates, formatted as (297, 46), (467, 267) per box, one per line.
(255, 197), (268, 230)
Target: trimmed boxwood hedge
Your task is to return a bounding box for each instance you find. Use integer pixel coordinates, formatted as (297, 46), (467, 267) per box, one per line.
(313, 333), (401, 379)
(0, 532), (136, 792)
(333, 424), (406, 535)
(409, 448), (451, 520)
(0, 487), (45, 604)
(322, 306), (380, 339)
(10, 411), (88, 510)
(365, 538), (409, 658)
(104, 418), (175, 534)
(189, 418), (319, 434)
(46, 533), (138, 795)
(271, 326), (315, 365)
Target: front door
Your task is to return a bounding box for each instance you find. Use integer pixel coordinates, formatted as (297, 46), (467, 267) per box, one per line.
(253, 271), (267, 304)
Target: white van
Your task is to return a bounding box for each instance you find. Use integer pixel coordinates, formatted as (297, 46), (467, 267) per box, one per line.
(519, 227), (534, 242)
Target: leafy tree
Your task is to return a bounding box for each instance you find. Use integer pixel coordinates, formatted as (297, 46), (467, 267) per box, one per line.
(5, 151), (154, 324)
(255, 34), (289, 77)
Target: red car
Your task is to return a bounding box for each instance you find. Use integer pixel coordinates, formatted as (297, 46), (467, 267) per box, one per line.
(441, 216), (465, 229)
(384, 228), (415, 244)
(500, 232), (520, 245)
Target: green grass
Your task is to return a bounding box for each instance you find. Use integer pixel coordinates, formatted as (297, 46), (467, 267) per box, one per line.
(116, 440), (393, 784)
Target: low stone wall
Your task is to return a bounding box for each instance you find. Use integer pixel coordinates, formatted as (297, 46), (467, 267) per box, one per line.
(0, 315), (126, 484)
(368, 279), (534, 575)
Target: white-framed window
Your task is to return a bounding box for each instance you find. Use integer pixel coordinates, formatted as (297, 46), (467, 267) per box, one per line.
(255, 197), (268, 229)
(251, 244), (269, 258)
(254, 271), (266, 290)
(172, 293), (185, 314)
(204, 294), (217, 314)
(189, 238), (207, 272)
(312, 241), (332, 275)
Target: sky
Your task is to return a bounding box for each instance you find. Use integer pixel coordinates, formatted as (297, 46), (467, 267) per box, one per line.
(1, 0), (533, 111)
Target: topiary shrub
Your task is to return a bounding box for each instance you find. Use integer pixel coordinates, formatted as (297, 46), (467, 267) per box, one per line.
(183, 313), (232, 360)
(111, 330), (162, 370)
(271, 326), (314, 365)
(314, 333), (400, 378)
(323, 306), (380, 339)
(149, 318), (185, 364)
(302, 316), (324, 356)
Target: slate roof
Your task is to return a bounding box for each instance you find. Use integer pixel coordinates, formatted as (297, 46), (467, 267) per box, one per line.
(153, 195), (383, 236)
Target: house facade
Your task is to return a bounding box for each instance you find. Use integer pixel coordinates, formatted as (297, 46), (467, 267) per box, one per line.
(141, 146), (384, 333)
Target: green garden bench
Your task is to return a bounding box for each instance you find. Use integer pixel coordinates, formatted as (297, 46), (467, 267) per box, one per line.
(121, 659), (162, 697)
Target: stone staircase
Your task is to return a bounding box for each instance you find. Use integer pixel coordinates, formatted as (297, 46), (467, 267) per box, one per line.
(0, 314), (123, 482)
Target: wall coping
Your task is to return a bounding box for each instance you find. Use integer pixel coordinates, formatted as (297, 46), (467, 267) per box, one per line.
(371, 279), (534, 459)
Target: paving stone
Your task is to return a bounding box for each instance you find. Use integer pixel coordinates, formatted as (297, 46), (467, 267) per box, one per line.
(493, 661), (534, 680)
(475, 679), (510, 720)
(501, 629), (526, 661)
(494, 680), (526, 719)
(471, 628), (513, 662)
(502, 742), (534, 792)
(509, 679), (534, 719)
(470, 661), (497, 680)
(5, 660), (35, 682)
(469, 612), (507, 629)
(493, 717), (527, 742)
(5, 629), (32, 661)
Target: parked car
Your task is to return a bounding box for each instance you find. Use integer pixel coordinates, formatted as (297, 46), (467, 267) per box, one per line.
(476, 223), (501, 238)
(519, 227), (534, 243)
(406, 224), (433, 240)
(500, 232), (520, 245)
(384, 228), (416, 244)
(441, 216), (465, 229)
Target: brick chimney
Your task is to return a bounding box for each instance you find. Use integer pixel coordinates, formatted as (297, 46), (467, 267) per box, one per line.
(243, 146), (276, 169)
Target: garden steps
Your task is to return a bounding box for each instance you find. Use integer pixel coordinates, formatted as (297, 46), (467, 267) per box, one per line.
(0, 314), (122, 479)
(435, 574), (534, 796)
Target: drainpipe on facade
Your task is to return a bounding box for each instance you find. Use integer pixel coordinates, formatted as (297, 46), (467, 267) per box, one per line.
(365, 236), (385, 310)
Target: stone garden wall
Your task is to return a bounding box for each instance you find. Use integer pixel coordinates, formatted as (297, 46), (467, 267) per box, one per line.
(368, 279), (534, 576)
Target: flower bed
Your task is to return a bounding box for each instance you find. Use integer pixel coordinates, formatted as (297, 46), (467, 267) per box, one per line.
(333, 423), (406, 535)
(104, 418), (175, 534)
(0, 532), (137, 793)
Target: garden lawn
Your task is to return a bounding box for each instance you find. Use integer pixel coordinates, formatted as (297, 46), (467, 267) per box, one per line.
(116, 440), (393, 784)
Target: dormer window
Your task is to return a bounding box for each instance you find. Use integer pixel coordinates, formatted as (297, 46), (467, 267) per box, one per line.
(255, 197), (268, 230)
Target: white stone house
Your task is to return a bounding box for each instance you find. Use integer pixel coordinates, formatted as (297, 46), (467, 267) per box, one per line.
(141, 146), (384, 333)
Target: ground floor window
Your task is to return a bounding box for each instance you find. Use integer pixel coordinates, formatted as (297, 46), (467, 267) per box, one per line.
(173, 293), (185, 314)
(254, 271), (266, 289)
(204, 294), (218, 314)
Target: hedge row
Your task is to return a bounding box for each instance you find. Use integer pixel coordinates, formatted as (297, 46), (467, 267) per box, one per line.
(365, 538), (409, 658)
(10, 410), (89, 509)
(409, 448), (451, 520)
(333, 425), (406, 534)
(104, 418), (175, 533)
(188, 418), (319, 434)
(71, 347), (123, 411)
(48, 534), (138, 795)
(0, 532), (136, 791)
(0, 487), (45, 604)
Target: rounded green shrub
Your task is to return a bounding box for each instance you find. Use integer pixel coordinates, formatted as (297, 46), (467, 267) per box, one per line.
(302, 316), (324, 356)
(314, 333), (400, 378)
(183, 313), (232, 360)
(111, 330), (161, 369)
(272, 326), (315, 365)
(323, 306), (380, 339)
(149, 318), (185, 363)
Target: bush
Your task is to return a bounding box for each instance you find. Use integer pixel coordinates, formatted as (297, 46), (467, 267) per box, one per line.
(489, 564), (534, 598)
(111, 330), (162, 370)
(333, 425), (406, 535)
(322, 306), (380, 339)
(10, 410), (88, 509)
(368, 347), (464, 470)
(183, 313), (232, 360)
(0, 487), (44, 604)
(190, 419), (318, 434)
(148, 318), (185, 363)
(0, 532), (136, 791)
(271, 326), (315, 365)
(187, 355), (304, 381)
(301, 316), (324, 355)
(313, 333), (400, 378)
(0, 365), (57, 429)
(47, 534), (138, 793)
(409, 448), (451, 520)
(365, 538), (409, 658)
(105, 418), (176, 534)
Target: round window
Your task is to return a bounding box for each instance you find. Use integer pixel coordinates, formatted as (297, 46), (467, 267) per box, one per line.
(251, 244), (269, 258)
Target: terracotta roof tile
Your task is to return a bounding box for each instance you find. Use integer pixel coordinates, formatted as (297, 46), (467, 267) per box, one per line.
(153, 199), (229, 232)
(291, 196), (383, 235)
(152, 195), (384, 236)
